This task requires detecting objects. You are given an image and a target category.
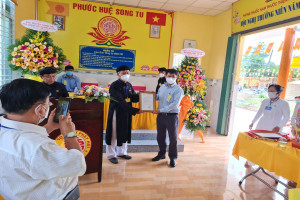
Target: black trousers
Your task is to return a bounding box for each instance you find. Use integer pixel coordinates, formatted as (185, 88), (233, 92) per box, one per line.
(156, 113), (178, 159)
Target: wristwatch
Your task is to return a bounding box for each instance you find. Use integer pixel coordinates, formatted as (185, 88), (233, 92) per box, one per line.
(64, 131), (77, 139)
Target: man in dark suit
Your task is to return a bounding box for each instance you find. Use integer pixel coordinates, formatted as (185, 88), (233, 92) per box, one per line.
(40, 67), (69, 99)
(156, 67), (167, 94)
(105, 65), (142, 164)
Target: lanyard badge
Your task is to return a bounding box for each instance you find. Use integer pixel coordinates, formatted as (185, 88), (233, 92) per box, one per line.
(265, 106), (272, 110)
(167, 94), (172, 102)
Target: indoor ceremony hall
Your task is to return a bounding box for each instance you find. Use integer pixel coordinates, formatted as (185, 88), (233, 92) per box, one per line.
(1, 0), (300, 199)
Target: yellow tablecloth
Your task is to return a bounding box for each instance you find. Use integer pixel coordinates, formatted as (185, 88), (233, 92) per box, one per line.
(103, 98), (159, 130)
(232, 132), (300, 188)
(289, 189), (300, 199)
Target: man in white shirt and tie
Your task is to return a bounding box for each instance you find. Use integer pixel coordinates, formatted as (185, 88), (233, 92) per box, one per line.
(0, 79), (86, 200)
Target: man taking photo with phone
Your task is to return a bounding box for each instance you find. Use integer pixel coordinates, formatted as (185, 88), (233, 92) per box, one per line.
(0, 79), (86, 200)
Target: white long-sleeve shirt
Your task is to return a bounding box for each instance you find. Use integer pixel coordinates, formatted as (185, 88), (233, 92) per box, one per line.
(291, 103), (300, 127)
(0, 116), (86, 200)
(252, 98), (290, 132)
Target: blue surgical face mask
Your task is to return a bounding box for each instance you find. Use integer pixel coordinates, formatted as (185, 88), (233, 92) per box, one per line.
(296, 101), (299, 104)
(66, 71), (73, 76)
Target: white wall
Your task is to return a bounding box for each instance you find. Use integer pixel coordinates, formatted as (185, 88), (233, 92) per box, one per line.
(204, 79), (222, 131)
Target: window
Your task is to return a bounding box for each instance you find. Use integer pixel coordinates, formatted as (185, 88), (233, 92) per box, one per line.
(0, 0), (14, 86)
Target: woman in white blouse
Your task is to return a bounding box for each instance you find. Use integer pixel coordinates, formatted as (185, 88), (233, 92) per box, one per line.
(249, 84), (290, 133)
(245, 84), (290, 169)
(291, 101), (300, 135)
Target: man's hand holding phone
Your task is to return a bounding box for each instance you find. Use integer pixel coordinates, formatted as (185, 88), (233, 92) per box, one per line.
(58, 113), (82, 152)
(59, 113), (75, 136)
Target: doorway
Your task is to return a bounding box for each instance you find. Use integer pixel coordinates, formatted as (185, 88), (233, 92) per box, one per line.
(231, 24), (300, 140)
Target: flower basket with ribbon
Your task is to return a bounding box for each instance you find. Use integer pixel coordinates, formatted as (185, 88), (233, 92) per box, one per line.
(176, 56), (210, 141)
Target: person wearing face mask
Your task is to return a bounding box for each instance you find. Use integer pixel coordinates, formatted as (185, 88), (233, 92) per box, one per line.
(249, 84), (290, 133)
(156, 67), (167, 94)
(153, 69), (184, 168)
(294, 96), (300, 104)
(105, 65), (142, 164)
(57, 65), (81, 92)
(40, 67), (69, 99)
(0, 79), (86, 200)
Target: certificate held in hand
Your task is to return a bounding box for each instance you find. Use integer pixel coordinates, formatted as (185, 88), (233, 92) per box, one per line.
(139, 91), (156, 112)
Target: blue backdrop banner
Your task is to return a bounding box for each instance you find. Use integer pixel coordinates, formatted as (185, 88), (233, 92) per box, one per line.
(79, 45), (136, 71)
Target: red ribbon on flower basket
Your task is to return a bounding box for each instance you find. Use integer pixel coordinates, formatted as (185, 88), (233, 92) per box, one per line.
(247, 130), (290, 142)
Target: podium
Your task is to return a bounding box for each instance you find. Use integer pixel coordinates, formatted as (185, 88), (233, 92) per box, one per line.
(48, 98), (104, 182)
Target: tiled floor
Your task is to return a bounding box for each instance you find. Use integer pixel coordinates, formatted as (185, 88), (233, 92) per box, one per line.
(78, 126), (289, 200)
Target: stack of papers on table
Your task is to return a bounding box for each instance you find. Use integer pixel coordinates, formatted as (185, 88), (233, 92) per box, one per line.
(254, 132), (282, 139)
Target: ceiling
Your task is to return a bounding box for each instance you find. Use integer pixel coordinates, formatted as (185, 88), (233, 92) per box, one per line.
(89, 0), (239, 16)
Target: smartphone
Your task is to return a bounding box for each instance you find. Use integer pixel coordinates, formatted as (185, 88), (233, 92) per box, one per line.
(53, 98), (71, 123)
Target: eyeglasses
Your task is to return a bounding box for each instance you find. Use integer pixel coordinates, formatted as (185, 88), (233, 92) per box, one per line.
(43, 75), (56, 79)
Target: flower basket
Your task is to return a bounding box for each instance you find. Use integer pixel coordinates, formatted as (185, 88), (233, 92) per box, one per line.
(73, 85), (110, 103)
(176, 56), (210, 141)
(7, 29), (66, 75)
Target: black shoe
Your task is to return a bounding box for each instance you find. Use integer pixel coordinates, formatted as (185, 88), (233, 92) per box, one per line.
(109, 157), (118, 164)
(152, 155), (166, 161)
(118, 155), (132, 160)
(170, 159), (176, 167)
